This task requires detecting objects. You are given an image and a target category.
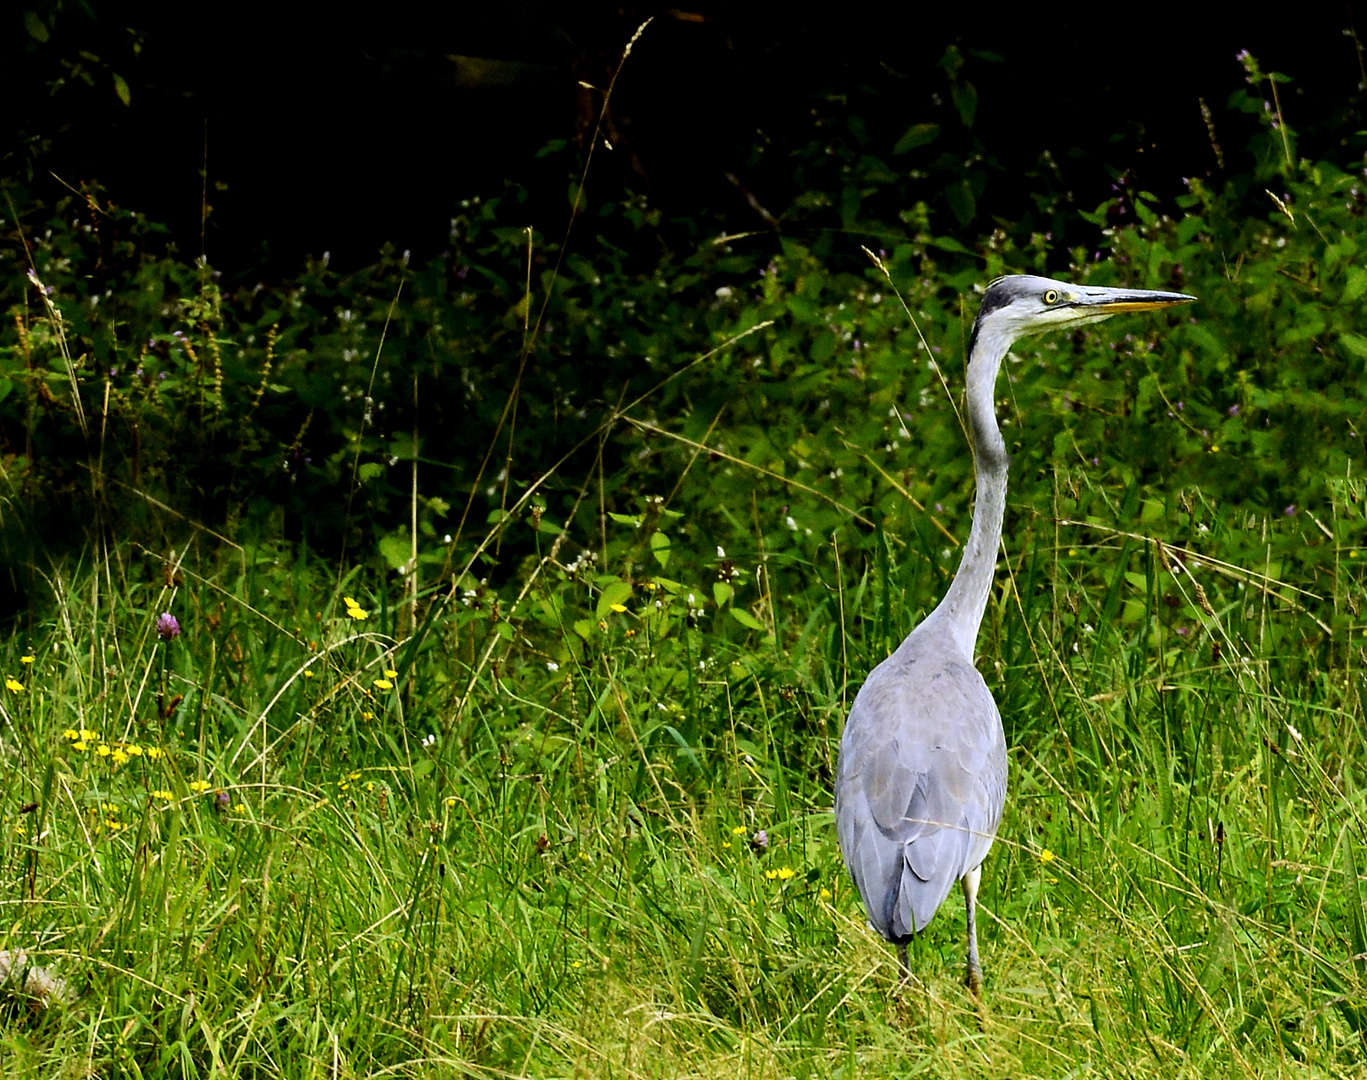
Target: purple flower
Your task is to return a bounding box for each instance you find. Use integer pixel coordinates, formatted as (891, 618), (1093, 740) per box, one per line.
(215, 790), (230, 810)
(750, 829), (769, 853)
(1283, 504), (1296, 517)
(1227, 404), (1240, 416)
(156, 613), (181, 641)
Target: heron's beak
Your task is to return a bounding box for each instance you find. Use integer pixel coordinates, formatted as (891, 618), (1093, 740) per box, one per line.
(1071, 286), (1197, 314)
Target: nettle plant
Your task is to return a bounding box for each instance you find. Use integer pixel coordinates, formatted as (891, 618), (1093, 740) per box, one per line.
(1, 54), (1363, 678)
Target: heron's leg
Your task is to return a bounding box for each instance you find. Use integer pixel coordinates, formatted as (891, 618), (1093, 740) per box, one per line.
(962, 866), (983, 998)
(897, 941), (910, 980)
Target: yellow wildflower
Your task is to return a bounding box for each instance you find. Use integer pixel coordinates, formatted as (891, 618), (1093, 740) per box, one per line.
(111, 749), (129, 766)
(81, 729), (99, 741)
(819, 887), (832, 900)
(303, 669), (315, 678)
(72, 741), (87, 752)
(232, 804), (246, 814)
(19, 655), (33, 665)
(189, 780), (211, 793)
(343, 597), (369, 620)
(4, 679), (23, 693)
(373, 678), (393, 690)
(722, 841), (732, 849)
(63, 729), (79, 741)
(443, 796), (457, 808)
(125, 745), (143, 757)
(151, 790), (173, 801)
(384, 668), (397, 678)
(609, 604), (627, 613)
(107, 820), (123, 832)
(1039, 848), (1056, 864)
(362, 711), (374, 720)
(96, 745), (111, 757)
(146, 747), (164, 759)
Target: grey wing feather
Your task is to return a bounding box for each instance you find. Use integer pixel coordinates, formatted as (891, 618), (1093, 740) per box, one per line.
(835, 632), (1007, 943)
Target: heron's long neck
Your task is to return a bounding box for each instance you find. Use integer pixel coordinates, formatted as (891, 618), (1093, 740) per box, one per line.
(924, 324), (1012, 659)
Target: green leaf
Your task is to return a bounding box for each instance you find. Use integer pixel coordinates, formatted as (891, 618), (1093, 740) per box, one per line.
(662, 726), (704, 773)
(730, 607), (765, 631)
(925, 235), (973, 256)
(1343, 266), (1367, 304)
(608, 512), (641, 527)
(572, 619), (593, 640)
(1343, 828), (1367, 983)
(1176, 215), (1207, 244)
(112, 72), (131, 107)
(357, 462), (384, 482)
(951, 81), (977, 127)
(387, 433), (419, 460)
(650, 530), (671, 569)
(892, 123), (940, 154)
(24, 11), (48, 41)
(596, 579), (633, 619)
(712, 582), (734, 608)
(1339, 333), (1367, 361)
(945, 180), (976, 226)
(412, 758), (435, 779)
(378, 534), (411, 571)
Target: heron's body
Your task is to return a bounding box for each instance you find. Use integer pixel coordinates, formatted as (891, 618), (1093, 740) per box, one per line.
(834, 274), (1195, 993)
(836, 629), (1006, 940)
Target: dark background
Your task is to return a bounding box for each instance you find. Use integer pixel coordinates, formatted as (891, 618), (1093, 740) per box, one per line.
(4, 3), (1363, 275)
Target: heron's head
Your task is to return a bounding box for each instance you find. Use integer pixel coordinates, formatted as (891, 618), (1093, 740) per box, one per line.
(971, 274), (1196, 350)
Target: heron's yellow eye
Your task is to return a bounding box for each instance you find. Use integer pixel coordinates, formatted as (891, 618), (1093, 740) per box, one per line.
(1043, 289), (1060, 305)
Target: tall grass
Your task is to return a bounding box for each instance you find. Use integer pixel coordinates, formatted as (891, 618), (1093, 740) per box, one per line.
(0, 429), (1361, 1079)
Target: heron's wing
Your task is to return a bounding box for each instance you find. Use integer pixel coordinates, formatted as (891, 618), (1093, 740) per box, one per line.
(835, 642), (1007, 942)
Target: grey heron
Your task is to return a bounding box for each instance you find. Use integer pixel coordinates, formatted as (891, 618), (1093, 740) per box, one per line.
(834, 274), (1196, 995)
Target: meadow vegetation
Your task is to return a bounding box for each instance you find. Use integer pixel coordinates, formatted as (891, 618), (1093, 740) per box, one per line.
(0, 45), (1365, 1079)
